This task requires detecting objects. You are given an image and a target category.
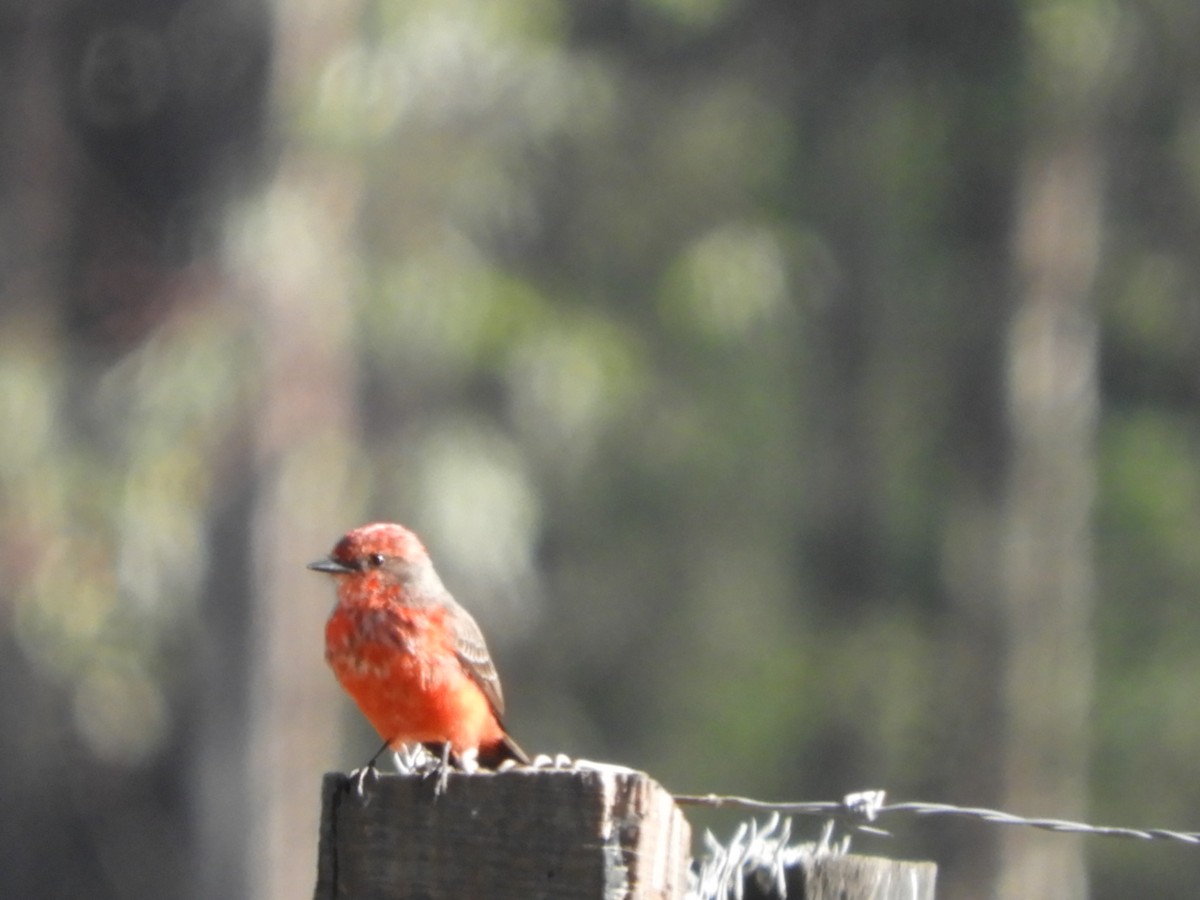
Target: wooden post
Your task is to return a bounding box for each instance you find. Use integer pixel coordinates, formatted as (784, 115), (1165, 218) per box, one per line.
(692, 822), (937, 899)
(315, 767), (937, 899)
(765, 853), (937, 900)
(314, 766), (691, 899)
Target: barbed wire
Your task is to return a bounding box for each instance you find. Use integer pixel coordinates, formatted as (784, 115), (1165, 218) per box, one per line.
(675, 789), (1200, 848)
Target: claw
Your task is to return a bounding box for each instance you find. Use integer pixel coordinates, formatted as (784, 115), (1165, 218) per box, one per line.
(393, 744), (433, 774)
(458, 747), (480, 775)
(345, 737), (395, 803)
(527, 752), (574, 770)
(348, 761), (378, 801)
(432, 742), (453, 798)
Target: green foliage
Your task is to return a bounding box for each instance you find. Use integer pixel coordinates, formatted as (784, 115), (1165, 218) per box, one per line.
(6, 0), (1200, 895)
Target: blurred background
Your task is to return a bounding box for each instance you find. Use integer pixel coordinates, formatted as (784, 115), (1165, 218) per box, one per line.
(2, 0), (1199, 897)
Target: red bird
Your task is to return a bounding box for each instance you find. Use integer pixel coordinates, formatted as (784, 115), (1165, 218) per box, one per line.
(308, 522), (528, 774)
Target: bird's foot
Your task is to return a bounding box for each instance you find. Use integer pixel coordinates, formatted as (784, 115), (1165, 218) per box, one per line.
(393, 743), (438, 775)
(515, 755), (639, 777)
(457, 746), (480, 775)
(431, 742), (455, 798)
(347, 761), (379, 800)
(419, 744), (480, 796)
(525, 752), (575, 770)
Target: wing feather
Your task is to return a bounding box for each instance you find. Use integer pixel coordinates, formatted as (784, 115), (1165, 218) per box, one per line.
(444, 594), (506, 717)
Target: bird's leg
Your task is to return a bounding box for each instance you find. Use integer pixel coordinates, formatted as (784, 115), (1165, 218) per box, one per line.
(348, 738), (391, 799)
(367, 738), (391, 767)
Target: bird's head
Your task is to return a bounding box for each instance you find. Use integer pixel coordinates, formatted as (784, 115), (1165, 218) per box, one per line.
(308, 522), (444, 599)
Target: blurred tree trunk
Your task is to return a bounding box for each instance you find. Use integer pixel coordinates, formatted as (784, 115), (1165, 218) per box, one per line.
(239, 4), (365, 900)
(997, 26), (1108, 896)
(936, 247), (1012, 900)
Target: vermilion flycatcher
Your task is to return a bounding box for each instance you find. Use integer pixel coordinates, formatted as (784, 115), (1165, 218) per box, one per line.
(308, 522), (528, 771)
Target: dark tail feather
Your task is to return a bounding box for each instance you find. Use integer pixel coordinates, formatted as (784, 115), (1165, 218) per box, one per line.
(478, 731), (529, 768)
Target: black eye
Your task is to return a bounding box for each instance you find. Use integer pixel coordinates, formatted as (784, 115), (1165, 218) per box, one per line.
(367, 553), (386, 568)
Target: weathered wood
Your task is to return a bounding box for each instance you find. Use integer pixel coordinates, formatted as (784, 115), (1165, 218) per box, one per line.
(314, 766), (691, 900)
(759, 852), (937, 900)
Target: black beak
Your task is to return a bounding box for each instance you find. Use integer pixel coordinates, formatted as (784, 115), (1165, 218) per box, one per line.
(307, 558), (355, 574)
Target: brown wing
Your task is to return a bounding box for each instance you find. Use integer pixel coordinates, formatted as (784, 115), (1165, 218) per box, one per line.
(445, 594), (506, 717)
(446, 593), (530, 765)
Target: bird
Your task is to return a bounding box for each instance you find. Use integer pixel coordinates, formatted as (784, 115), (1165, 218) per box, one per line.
(308, 522), (528, 787)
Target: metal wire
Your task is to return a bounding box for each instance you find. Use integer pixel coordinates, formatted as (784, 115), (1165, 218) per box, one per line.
(675, 790), (1200, 847)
